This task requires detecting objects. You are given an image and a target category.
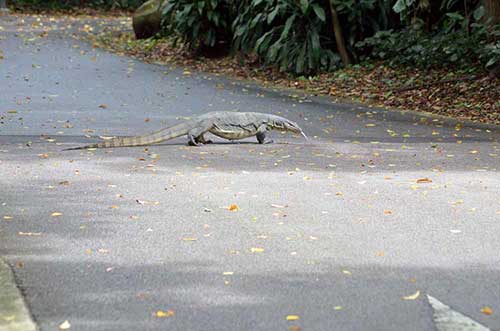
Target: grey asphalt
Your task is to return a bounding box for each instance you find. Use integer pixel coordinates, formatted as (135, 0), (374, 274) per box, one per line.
(1, 14), (500, 331)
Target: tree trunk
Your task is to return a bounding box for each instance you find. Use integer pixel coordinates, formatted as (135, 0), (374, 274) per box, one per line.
(328, 0), (351, 66)
(483, 0), (500, 24)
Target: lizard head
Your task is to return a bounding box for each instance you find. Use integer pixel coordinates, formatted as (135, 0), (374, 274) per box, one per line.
(270, 117), (308, 140)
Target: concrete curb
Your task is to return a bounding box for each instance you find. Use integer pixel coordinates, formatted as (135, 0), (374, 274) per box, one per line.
(0, 259), (37, 331)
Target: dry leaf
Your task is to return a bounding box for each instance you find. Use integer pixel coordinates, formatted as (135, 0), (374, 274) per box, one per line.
(416, 178), (432, 184)
(51, 212), (62, 217)
(59, 320), (71, 330)
(250, 247), (264, 253)
(480, 306), (493, 315)
(18, 232), (42, 236)
(182, 237), (198, 241)
(228, 204), (239, 211)
(402, 290), (420, 300)
(286, 315), (300, 321)
(98, 104), (107, 109)
(156, 310), (175, 318)
(383, 210), (393, 215)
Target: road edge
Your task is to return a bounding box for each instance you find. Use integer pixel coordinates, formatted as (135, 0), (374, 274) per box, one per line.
(0, 258), (37, 331)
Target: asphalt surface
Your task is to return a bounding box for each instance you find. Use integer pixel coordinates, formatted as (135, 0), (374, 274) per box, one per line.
(1, 14), (500, 331)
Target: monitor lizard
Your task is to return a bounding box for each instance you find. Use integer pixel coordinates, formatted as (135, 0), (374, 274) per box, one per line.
(64, 111), (307, 150)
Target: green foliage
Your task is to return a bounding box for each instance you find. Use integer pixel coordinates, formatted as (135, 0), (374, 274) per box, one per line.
(356, 11), (500, 70)
(332, 0), (397, 61)
(9, 0), (146, 10)
(232, 0), (340, 75)
(161, 0), (234, 50)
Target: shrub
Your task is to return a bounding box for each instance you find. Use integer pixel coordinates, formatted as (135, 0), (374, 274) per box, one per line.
(356, 7), (500, 70)
(233, 0), (340, 74)
(161, 0), (235, 51)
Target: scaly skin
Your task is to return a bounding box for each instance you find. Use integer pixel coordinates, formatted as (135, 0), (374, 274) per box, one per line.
(64, 111), (307, 150)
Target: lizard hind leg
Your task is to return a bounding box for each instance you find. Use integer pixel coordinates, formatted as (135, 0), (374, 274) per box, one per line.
(187, 122), (213, 146)
(195, 134), (213, 145)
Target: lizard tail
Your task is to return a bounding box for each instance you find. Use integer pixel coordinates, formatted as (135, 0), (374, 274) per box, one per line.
(64, 122), (192, 151)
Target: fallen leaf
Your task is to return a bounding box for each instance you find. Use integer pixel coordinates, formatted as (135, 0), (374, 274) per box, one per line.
(286, 315), (300, 321)
(402, 290), (420, 300)
(383, 210), (393, 215)
(51, 212), (62, 217)
(416, 178), (432, 184)
(182, 237), (198, 241)
(59, 320), (71, 330)
(334, 306), (343, 311)
(3, 215), (13, 220)
(480, 306), (493, 315)
(156, 310), (175, 318)
(250, 247), (264, 253)
(228, 204), (239, 211)
(18, 232), (42, 236)
(99, 104), (107, 109)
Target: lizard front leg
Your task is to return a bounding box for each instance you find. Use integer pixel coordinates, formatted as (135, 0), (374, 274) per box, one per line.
(256, 124), (273, 144)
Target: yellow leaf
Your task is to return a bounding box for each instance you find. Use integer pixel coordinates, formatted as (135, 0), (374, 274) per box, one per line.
(18, 232), (42, 236)
(228, 204), (239, 211)
(59, 320), (71, 330)
(250, 247), (264, 253)
(402, 290), (420, 300)
(480, 306), (493, 315)
(286, 315), (300, 321)
(222, 271), (234, 276)
(334, 306), (343, 311)
(51, 212), (62, 217)
(156, 310), (175, 318)
(3, 215), (13, 220)
(182, 237), (198, 241)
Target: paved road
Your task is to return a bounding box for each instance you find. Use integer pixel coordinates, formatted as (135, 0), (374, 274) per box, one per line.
(1, 14), (500, 331)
